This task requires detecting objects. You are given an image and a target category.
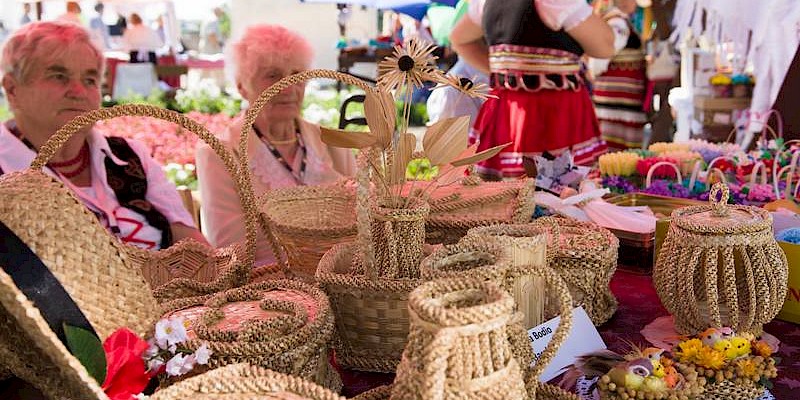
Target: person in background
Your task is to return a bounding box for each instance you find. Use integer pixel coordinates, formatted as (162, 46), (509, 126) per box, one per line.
(58, 2), (84, 26)
(0, 21), (206, 250)
(200, 7), (229, 54)
(450, 0), (614, 180)
(426, 58), (490, 126)
(589, 0), (648, 150)
(20, 3), (32, 26)
(196, 24), (356, 267)
(88, 2), (110, 50)
(122, 13), (163, 64)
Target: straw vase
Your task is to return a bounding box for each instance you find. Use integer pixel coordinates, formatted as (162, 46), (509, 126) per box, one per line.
(370, 196), (430, 279)
(390, 277), (529, 400)
(150, 364), (346, 400)
(161, 279), (340, 391)
(654, 183), (789, 335)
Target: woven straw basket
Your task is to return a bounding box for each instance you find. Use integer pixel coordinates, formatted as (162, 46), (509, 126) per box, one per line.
(351, 275), (579, 400)
(467, 219), (619, 325)
(316, 242), (422, 372)
(654, 183), (789, 335)
(0, 105), (269, 397)
(424, 178), (536, 245)
(162, 279), (340, 391)
(151, 364), (346, 400)
(0, 105), (264, 300)
(260, 183), (357, 281)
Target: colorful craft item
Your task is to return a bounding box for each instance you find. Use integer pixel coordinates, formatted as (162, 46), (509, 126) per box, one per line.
(598, 152), (641, 177)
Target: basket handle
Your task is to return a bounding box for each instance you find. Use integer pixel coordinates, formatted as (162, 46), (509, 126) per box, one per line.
(687, 159), (703, 192)
(644, 161), (683, 188)
(706, 167), (728, 189)
(749, 161), (768, 186)
(29, 104), (260, 273)
(238, 69), (380, 275)
(523, 264), (574, 384)
(773, 150), (800, 199)
(709, 182), (730, 217)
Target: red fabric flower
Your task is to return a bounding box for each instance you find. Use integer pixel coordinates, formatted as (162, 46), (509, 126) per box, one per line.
(102, 328), (151, 400)
(714, 159), (736, 173)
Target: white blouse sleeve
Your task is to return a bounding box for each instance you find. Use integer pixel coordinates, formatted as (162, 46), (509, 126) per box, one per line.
(127, 139), (196, 227)
(467, 0), (486, 24)
(195, 143), (246, 249)
(535, 0), (594, 31)
(588, 17), (631, 77)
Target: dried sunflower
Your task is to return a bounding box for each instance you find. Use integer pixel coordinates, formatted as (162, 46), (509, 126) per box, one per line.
(432, 74), (496, 100)
(377, 38), (441, 92)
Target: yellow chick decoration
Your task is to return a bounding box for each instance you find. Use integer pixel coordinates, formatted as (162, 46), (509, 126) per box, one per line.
(641, 375), (668, 393)
(729, 336), (751, 359)
(650, 359), (666, 378)
(712, 339), (732, 356)
(607, 359), (653, 390)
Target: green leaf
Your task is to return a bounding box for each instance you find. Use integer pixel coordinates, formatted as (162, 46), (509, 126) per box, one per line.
(63, 323), (107, 385)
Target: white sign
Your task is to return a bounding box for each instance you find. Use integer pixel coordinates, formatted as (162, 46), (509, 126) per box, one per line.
(527, 307), (607, 382)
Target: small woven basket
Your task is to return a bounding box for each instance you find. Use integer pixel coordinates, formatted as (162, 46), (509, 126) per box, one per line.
(468, 219), (619, 325)
(150, 364), (346, 400)
(654, 183), (789, 334)
(316, 242), (421, 372)
(161, 279), (340, 391)
(260, 183), (357, 281)
(424, 179), (536, 245)
(596, 362), (706, 400)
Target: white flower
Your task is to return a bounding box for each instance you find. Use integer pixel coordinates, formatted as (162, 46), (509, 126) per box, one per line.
(143, 338), (159, 359)
(165, 353), (189, 376)
(194, 343), (212, 365)
(147, 357), (164, 373)
(154, 317), (189, 349)
(134, 394), (150, 400)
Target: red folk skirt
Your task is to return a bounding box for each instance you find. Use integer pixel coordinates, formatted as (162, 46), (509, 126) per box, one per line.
(470, 85), (607, 179)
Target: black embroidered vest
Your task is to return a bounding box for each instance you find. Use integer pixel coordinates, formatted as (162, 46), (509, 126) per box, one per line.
(482, 0), (584, 55)
(104, 136), (173, 249)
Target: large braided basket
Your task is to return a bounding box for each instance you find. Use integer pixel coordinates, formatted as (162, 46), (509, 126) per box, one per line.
(161, 279), (340, 391)
(467, 219), (619, 325)
(424, 178), (536, 245)
(260, 183), (357, 281)
(654, 183), (789, 335)
(151, 364), (346, 400)
(0, 105), (266, 398)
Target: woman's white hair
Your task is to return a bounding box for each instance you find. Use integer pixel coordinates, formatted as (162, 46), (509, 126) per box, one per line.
(1, 21), (104, 83)
(230, 24), (314, 87)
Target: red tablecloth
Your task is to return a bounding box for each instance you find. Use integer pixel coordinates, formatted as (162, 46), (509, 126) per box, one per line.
(335, 269), (800, 399)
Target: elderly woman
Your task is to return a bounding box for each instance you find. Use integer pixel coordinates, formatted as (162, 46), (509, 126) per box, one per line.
(0, 21), (206, 250)
(196, 24), (356, 267)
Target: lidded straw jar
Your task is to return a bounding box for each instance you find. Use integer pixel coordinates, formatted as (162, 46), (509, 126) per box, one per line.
(654, 183), (788, 334)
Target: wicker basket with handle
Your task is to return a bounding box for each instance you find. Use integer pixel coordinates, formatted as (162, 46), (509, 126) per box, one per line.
(654, 183), (789, 335)
(0, 104), (264, 398)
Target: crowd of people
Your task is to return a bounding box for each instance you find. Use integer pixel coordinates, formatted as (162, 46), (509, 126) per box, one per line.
(0, 0), (659, 256)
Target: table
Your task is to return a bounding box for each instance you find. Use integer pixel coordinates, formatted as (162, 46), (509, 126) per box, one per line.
(335, 269), (800, 398)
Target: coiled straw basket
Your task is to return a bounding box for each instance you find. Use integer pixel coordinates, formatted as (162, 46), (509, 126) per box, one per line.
(162, 279), (340, 391)
(424, 178), (536, 245)
(518, 217), (620, 325)
(150, 364), (347, 400)
(654, 183), (789, 335)
(0, 104), (262, 398)
(352, 274), (579, 400)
